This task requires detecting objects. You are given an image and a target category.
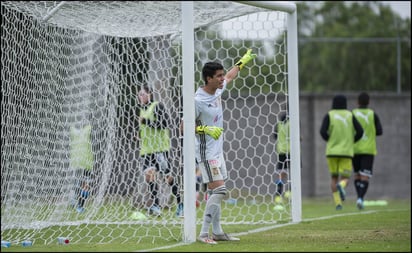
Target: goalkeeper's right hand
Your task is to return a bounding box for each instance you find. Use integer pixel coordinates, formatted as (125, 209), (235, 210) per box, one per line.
(196, 125), (223, 140)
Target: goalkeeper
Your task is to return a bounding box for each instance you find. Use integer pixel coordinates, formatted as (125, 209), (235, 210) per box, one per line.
(195, 49), (256, 244)
(273, 112), (290, 207)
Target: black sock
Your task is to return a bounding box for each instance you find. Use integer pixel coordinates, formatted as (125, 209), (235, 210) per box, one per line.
(77, 190), (89, 208)
(78, 198), (85, 208)
(169, 179), (181, 204)
(196, 176), (202, 192)
(354, 179), (361, 198)
(359, 180), (369, 200)
(148, 182), (159, 206)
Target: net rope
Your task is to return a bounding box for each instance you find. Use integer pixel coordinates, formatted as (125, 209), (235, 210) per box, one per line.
(1, 1), (292, 245)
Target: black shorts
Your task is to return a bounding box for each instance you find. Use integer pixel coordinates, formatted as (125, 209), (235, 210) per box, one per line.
(140, 152), (171, 175)
(352, 154), (374, 177)
(276, 153), (290, 171)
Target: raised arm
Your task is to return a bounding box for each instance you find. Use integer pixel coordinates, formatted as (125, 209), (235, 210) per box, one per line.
(225, 49), (257, 85)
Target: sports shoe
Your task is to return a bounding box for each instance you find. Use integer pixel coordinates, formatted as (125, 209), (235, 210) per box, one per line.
(175, 203), (184, 218)
(336, 183), (346, 201)
(356, 198), (364, 210)
(76, 207), (85, 213)
(130, 211), (148, 221)
(212, 233), (240, 241)
(198, 234), (217, 245)
(335, 204), (343, 211)
(148, 205), (161, 217)
(273, 204), (285, 211)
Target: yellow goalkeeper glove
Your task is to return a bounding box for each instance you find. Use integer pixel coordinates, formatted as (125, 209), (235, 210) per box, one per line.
(196, 125), (223, 140)
(235, 49), (257, 70)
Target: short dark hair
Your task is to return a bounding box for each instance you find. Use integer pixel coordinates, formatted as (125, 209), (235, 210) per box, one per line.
(358, 92), (369, 106)
(332, 94), (347, 109)
(202, 62), (224, 84)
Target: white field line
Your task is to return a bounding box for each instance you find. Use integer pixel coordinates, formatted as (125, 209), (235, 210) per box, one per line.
(135, 208), (407, 252)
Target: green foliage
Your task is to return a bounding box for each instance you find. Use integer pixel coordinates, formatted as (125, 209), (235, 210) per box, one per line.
(297, 2), (411, 92)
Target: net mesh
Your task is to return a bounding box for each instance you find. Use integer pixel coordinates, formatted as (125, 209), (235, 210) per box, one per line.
(1, 1), (293, 245)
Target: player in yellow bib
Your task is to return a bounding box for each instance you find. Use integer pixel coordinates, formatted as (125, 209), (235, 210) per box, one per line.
(320, 95), (363, 210)
(352, 92), (383, 210)
(137, 85), (183, 217)
(273, 112), (290, 207)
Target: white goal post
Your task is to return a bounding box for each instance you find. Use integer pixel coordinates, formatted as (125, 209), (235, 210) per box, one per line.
(1, 1), (301, 246)
(181, 1), (301, 242)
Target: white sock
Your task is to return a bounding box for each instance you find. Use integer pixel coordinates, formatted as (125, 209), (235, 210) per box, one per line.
(211, 205), (223, 235)
(199, 185), (226, 236)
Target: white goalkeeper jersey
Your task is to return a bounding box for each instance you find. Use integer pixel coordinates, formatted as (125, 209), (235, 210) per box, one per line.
(195, 80), (227, 162)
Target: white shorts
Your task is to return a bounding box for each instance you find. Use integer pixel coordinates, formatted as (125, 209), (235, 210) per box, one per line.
(199, 154), (227, 184)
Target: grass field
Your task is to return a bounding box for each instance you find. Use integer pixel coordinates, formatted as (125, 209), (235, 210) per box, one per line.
(1, 198), (410, 252)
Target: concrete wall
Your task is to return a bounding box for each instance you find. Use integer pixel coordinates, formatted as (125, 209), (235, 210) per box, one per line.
(299, 92), (411, 200)
(116, 92), (410, 201)
(221, 92), (410, 200)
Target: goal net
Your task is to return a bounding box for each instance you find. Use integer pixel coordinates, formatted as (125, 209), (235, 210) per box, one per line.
(1, 1), (301, 246)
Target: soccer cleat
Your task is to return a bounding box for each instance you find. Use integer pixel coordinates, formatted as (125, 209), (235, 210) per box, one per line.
(336, 183), (346, 201)
(198, 234), (217, 245)
(212, 233), (240, 241)
(175, 203), (184, 218)
(148, 205), (162, 217)
(76, 207), (85, 213)
(130, 211), (148, 221)
(273, 204), (285, 211)
(356, 198), (364, 210)
(336, 204), (343, 211)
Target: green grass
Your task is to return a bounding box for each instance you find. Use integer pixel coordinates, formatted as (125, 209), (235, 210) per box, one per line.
(1, 198), (410, 252)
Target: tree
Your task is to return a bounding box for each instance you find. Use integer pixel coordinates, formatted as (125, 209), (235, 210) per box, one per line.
(297, 1), (411, 92)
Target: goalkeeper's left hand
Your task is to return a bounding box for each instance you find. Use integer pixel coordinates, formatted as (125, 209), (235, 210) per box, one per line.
(235, 49), (257, 70)
(196, 125), (223, 140)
